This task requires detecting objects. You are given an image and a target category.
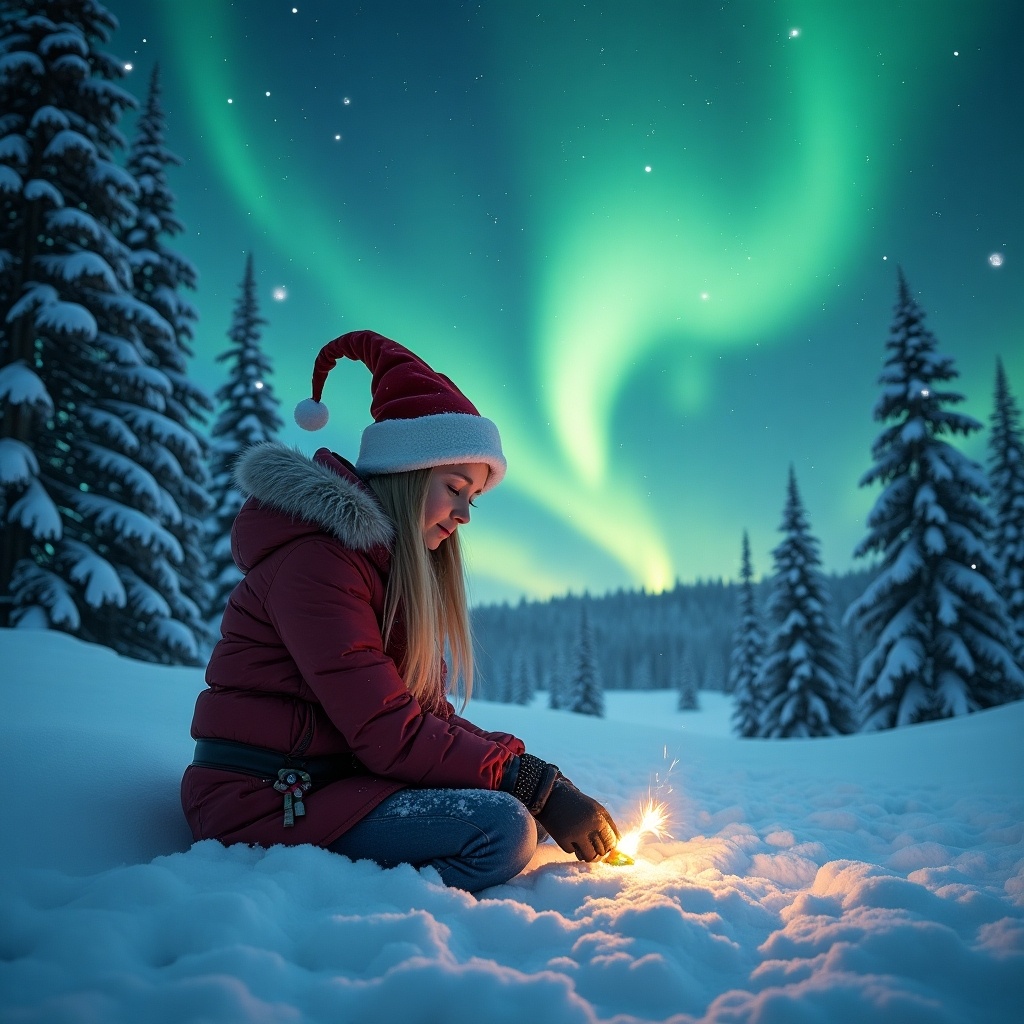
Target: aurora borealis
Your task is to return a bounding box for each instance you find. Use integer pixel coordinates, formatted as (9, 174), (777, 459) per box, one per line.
(108, 0), (1022, 604)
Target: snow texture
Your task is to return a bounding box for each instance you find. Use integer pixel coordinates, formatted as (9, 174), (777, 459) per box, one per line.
(0, 359), (53, 412)
(0, 437), (38, 485)
(1, 629), (1021, 1024)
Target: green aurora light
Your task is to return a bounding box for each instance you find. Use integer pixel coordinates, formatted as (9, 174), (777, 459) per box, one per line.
(128, 0), (1020, 602)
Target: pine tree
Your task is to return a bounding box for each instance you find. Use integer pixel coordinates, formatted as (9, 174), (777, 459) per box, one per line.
(508, 646), (535, 705)
(0, 0), (177, 647)
(846, 271), (1024, 728)
(676, 650), (700, 711)
(108, 62), (214, 663)
(547, 644), (570, 709)
(757, 468), (854, 738)
(988, 358), (1024, 659)
(205, 253), (282, 623)
(569, 603), (604, 716)
(630, 654), (654, 691)
(730, 531), (765, 737)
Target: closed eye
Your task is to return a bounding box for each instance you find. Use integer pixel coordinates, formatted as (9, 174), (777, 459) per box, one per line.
(449, 484), (478, 508)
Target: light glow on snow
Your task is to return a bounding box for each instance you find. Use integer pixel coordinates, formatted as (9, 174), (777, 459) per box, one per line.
(613, 797), (671, 859)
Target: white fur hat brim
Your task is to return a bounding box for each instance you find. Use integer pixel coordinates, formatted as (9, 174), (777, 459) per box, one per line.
(355, 412), (506, 492)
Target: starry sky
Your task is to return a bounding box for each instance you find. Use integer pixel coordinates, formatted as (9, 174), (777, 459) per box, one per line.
(105, 0), (1022, 606)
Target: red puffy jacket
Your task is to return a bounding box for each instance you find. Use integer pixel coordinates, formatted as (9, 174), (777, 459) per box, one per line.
(181, 442), (524, 848)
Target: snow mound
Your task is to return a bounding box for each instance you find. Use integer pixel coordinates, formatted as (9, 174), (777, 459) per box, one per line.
(2, 629), (1022, 1023)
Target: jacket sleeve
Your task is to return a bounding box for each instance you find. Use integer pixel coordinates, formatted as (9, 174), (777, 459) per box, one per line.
(264, 537), (514, 789)
(444, 702), (526, 756)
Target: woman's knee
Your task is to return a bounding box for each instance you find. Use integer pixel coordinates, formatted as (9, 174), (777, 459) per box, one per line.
(493, 790), (538, 875)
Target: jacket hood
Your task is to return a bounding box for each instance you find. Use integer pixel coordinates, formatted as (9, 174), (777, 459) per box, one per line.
(230, 443), (394, 571)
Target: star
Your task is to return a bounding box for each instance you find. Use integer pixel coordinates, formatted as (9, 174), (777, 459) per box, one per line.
(988, 253), (1005, 267)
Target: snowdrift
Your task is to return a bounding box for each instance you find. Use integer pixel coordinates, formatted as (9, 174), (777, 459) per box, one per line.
(2, 628), (1022, 1023)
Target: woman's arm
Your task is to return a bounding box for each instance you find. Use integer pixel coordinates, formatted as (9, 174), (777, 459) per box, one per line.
(444, 704), (526, 756)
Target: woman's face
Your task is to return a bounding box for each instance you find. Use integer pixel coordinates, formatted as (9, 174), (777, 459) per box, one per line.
(422, 462), (488, 550)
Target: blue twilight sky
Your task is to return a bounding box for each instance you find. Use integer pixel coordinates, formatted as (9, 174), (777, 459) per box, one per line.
(105, 0), (1022, 605)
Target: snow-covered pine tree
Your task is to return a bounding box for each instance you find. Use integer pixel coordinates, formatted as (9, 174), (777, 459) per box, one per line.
(846, 272), (1024, 728)
(676, 650), (699, 711)
(729, 531), (765, 737)
(547, 644), (570, 709)
(205, 252), (282, 623)
(757, 468), (855, 738)
(0, 0), (182, 650)
(109, 62), (214, 663)
(630, 653), (654, 691)
(988, 357), (1024, 659)
(569, 603), (604, 716)
(508, 646), (535, 705)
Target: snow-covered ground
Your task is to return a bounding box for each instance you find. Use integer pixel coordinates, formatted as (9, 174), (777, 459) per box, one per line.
(2, 629), (1022, 1023)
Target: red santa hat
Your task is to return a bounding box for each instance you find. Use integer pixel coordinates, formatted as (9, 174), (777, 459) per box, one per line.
(294, 330), (506, 491)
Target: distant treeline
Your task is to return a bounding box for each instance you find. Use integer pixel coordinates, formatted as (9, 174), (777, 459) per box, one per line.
(471, 569), (874, 699)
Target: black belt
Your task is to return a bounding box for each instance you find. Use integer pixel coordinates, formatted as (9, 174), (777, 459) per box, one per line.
(192, 738), (365, 785)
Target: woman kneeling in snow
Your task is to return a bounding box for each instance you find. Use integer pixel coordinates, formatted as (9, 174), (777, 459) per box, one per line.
(181, 330), (619, 892)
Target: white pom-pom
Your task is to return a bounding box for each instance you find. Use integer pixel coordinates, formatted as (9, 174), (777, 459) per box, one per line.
(294, 398), (329, 431)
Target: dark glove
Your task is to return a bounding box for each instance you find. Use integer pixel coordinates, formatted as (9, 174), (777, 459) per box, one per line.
(535, 777), (620, 862)
(502, 754), (619, 862)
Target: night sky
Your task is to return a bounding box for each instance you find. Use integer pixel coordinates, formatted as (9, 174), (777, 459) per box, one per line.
(105, 0), (1022, 605)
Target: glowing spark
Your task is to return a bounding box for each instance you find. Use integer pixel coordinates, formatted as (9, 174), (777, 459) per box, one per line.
(989, 253), (1004, 267)
(124, 63), (133, 72)
(272, 286), (288, 301)
(644, 165), (652, 173)
(609, 797), (671, 861)
(789, 28), (800, 38)
(254, 381), (265, 390)
(343, 97), (351, 105)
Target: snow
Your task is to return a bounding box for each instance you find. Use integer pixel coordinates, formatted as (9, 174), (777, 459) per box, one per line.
(0, 359), (53, 412)
(23, 178), (64, 206)
(0, 132), (30, 164)
(29, 104), (71, 132)
(38, 30), (89, 59)
(66, 539), (127, 609)
(0, 164), (22, 194)
(42, 128), (98, 163)
(0, 438), (39, 486)
(1, 628), (1021, 1023)
(75, 492), (184, 561)
(0, 49), (45, 79)
(37, 250), (120, 291)
(8, 477), (61, 539)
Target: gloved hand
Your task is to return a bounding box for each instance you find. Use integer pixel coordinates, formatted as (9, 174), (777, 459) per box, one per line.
(535, 776), (620, 862)
(501, 753), (620, 862)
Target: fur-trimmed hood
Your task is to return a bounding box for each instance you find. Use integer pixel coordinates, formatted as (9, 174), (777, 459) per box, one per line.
(230, 442), (394, 572)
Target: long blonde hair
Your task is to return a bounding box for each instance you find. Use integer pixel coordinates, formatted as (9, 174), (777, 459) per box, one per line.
(364, 469), (475, 708)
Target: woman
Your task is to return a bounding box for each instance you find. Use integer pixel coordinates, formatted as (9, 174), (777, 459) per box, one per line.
(182, 330), (619, 892)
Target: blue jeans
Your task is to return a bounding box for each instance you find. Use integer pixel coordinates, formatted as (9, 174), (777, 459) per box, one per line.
(327, 788), (537, 893)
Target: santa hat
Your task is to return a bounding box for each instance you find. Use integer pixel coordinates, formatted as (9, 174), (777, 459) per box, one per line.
(294, 330), (506, 491)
